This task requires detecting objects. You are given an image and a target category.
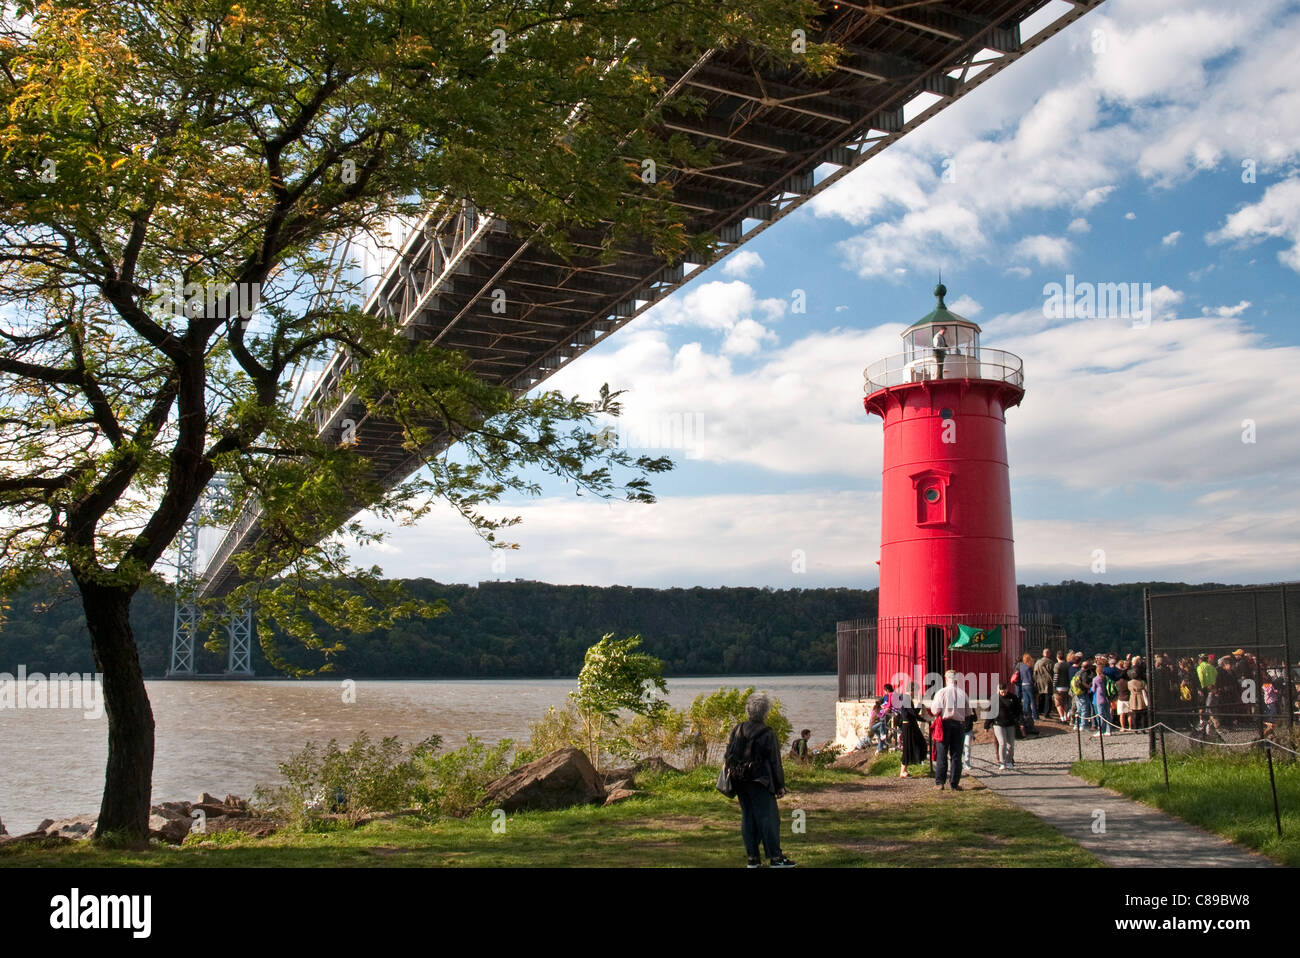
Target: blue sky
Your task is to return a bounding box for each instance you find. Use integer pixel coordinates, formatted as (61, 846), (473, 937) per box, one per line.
(337, 0), (1300, 590)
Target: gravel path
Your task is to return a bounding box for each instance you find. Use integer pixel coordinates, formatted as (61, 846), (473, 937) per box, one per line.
(961, 717), (1275, 868)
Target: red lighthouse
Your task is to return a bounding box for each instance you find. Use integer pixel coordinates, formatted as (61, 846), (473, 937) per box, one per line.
(863, 285), (1025, 696)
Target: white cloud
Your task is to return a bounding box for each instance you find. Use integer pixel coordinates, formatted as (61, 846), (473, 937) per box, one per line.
(1068, 217), (1091, 233)
(1162, 230), (1182, 246)
(810, 0), (1300, 278)
(1207, 178), (1300, 271)
(1013, 235), (1073, 266)
(723, 318), (778, 356)
(546, 289), (1298, 497)
(948, 294), (982, 317)
(720, 250), (765, 279)
(1201, 300), (1251, 318)
(1124, 211), (1137, 220)
(351, 485), (1300, 589)
(1077, 187), (1116, 211)
(1004, 266), (1033, 278)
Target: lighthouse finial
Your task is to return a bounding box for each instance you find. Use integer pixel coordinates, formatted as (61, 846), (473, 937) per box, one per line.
(934, 279), (947, 308)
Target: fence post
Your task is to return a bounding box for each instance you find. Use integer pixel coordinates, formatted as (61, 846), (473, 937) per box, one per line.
(1266, 741), (1283, 837)
(1076, 722), (1082, 763)
(1099, 719), (1106, 765)
(1160, 726), (1169, 791)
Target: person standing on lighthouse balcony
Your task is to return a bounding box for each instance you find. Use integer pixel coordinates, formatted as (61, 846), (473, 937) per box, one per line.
(932, 325), (949, 379)
(931, 670), (973, 791)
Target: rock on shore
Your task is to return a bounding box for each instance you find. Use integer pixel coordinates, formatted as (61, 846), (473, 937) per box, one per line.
(0, 794), (274, 846)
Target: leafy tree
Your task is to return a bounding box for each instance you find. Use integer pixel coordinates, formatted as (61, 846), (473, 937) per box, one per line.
(0, 0), (824, 837)
(570, 632), (667, 769)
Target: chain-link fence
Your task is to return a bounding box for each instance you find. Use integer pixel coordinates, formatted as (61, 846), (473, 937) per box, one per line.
(1145, 583), (1299, 753)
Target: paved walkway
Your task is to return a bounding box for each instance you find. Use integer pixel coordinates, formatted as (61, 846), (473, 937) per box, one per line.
(964, 724), (1276, 868)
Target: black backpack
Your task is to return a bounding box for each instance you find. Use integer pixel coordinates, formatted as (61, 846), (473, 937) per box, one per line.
(725, 723), (767, 784)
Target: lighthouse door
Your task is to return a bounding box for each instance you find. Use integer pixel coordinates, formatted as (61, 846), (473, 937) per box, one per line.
(925, 626), (946, 682)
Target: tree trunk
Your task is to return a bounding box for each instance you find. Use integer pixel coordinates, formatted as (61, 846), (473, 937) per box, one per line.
(78, 577), (155, 839)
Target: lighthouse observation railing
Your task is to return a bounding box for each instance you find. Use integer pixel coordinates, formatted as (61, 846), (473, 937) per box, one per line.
(863, 347), (1023, 394)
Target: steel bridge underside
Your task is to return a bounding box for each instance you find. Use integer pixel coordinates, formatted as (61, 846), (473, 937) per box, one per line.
(199, 0), (1102, 598)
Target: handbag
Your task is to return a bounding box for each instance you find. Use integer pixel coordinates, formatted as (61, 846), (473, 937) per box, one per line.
(716, 762), (735, 798)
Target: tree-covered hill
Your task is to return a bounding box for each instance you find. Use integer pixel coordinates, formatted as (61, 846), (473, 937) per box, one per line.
(0, 577), (1226, 678)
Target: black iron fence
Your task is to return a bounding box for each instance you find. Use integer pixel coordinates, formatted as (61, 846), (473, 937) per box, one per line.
(837, 612), (1064, 701)
(1145, 583), (1299, 750)
(837, 618), (876, 700)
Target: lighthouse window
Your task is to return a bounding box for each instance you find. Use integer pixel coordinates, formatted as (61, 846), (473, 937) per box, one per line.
(924, 488), (940, 503)
(939, 408), (953, 419)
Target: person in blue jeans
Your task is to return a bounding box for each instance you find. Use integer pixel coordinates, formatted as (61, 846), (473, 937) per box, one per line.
(930, 671), (973, 790)
(1017, 654), (1038, 735)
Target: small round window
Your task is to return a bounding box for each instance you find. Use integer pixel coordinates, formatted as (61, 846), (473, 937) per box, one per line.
(924, 488), (941, 503)
(939, 408), (953, 419)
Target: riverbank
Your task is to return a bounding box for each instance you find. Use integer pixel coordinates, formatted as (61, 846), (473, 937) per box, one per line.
(0, 761), (1100, 868)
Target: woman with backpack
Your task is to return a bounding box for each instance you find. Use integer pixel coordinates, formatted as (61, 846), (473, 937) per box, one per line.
(722, 692), (796, 869)
(1072, 662), (1095, 732)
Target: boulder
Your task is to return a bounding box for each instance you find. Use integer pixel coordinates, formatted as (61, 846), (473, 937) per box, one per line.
(604, 779), (633, 793)
(634, 756), (681, 776)
(0, 831), (73, 847)
(222, 794), (248, 811)
(150, 802), (192, 822)
(831, 748), (875, 771)
(197, 792), (220, 806)
(193, 801), (246, 818)
(600, 767), (637, 787)
(41, 815), (98, 840)
(481, 747), (606, 813)
(603, 788), (638, 806)
(149, 814), (192, 845)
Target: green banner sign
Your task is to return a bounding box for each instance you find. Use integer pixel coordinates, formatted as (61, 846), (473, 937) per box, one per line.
(948, 624), (1002, 652)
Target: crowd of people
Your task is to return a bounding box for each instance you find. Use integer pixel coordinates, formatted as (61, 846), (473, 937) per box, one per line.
(1146, 648), (1290, 738)
(1046, 649), (1150, 736)
(723, 641), (1292, 866)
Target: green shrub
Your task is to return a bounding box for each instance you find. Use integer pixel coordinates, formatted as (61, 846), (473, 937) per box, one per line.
(517, 703), (583, 765)
(415, 735), (516, 818)
(811, 744), (846, 768)
(624, 706), (688, 762)
(255, 732), (439, 826)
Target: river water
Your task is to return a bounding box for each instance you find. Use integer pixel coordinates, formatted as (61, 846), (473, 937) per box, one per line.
(0, 674), (835, 834)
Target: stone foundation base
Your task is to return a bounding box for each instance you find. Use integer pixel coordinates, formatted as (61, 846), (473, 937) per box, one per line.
(835, 698), (878, 751)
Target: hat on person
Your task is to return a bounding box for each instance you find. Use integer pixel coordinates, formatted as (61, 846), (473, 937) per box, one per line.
(1233, 649), (1246, 657)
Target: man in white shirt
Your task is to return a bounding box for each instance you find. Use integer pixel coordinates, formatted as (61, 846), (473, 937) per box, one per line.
(932, 326), (949, 379)
(930, 670), (972, 790)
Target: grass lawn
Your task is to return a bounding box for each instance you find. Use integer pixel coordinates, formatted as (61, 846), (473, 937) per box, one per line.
(1073, 750), (1300, 866)
(1, 759), (1098, 868)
